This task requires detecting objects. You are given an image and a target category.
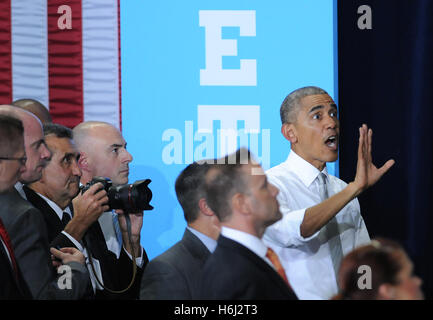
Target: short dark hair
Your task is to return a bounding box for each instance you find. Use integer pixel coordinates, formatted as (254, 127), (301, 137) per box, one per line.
(43, 123), (73, 139)
(0, 114), (24, 156)
(204, 148), (253, 222)
(175, 161), (212, 223)
(280, 86), (328, 124)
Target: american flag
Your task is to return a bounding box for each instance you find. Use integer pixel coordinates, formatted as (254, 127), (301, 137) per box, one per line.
(0, 0), (122, 129)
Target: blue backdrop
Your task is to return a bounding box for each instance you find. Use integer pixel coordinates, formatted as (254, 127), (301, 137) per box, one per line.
(120, 0), (338, 259)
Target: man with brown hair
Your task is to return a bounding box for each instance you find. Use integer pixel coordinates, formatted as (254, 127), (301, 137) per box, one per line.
(200, 148), (297, 300)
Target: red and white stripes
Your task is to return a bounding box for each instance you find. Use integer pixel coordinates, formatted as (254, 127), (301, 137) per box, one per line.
(0, 0), (122, 130)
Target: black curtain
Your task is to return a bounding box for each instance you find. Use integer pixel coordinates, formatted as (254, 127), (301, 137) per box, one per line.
(338, 0), (433, 298)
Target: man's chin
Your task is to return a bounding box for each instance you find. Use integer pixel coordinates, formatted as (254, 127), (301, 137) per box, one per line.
(20, 172), (43, 185)
(323, 149), (339, 163)
(112, 176), (128, 186)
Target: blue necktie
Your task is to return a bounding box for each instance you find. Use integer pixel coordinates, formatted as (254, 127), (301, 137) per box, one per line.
(112, 211), (123, 248)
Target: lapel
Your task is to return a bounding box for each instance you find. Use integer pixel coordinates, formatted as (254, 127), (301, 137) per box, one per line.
(182, 228), (211, 264)
(82, 218), (109, 261)
(22, 186), (64, 242)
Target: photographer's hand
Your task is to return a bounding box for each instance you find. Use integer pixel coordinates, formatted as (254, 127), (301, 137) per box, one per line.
(50, 247), (86, 270)
(116, 209), (143, 258)
(65, 183), (110, 242)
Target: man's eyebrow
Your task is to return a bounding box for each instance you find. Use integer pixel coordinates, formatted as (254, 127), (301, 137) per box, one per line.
(30, 139), (44, 148)
(63, 152), (76, 160)
(109, 143), (124, 149)
(308, 105), (324, 113)
(308, 104), (338, 114)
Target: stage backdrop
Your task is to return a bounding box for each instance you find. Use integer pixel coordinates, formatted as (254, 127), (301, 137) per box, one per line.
(120, 0), (338, 259)
(0, 0), (338, 260)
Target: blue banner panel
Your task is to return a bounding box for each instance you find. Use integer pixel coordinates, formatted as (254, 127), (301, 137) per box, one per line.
(120, 0), (337, 259)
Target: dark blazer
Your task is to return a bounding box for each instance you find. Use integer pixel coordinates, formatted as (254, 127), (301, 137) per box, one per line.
(140, 228), (211, 299)
(23, 186), (147, 300)
(0, 188), (91, 299)
(200, 235), (298, 300)
(0, 237), (32, 299)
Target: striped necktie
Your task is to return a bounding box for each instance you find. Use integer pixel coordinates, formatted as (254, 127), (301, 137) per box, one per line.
(112, 211), (123, 247)
(0, 217), (19, 280)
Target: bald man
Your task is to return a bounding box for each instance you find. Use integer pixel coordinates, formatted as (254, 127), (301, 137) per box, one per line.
(0, 105), (51, 194)
(12, 99), (52, 124)
(0, 105), (91, 299)
(73, 121), (148, 299)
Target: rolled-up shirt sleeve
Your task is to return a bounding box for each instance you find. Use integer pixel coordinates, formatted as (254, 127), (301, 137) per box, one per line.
(264, 176), (320, 247)
(265, 205), (320, 247)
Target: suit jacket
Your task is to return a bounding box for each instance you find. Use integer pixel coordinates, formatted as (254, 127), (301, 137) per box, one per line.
(140, 228), (211, 299)
(200, 235), (298, 300)
(23, 186), (147, 300)
(0, 189), (91, 299)
(0, 238), (32, 299)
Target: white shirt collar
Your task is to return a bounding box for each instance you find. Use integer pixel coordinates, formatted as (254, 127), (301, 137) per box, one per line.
(35, 191), (72, 221)
(283, 150), (329, 188)
(14, 182), (26, 199)
(221, 226), (268, 260)
(186, 226), (217, 253)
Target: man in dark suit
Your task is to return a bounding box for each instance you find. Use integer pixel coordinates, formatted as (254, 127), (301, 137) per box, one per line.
(0, 113), (90, 299)
(1, 114), (33, 299)
(140, 161), (220, 299)
(25, 123), (144, 299)
(200, 148), (298, 300)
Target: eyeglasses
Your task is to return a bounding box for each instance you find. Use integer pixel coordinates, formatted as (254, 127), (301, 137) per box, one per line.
(0, 156), (27, 165)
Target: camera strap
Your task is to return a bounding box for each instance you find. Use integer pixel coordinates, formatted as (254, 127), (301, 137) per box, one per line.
(86, 213), (137, 295)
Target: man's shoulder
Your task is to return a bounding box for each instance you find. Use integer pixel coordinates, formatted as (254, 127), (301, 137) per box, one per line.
(144, 238), (202, 279)
(0, 190), (41, 224)
(149, 237), (195, 267)
(266, 161), (289, 177)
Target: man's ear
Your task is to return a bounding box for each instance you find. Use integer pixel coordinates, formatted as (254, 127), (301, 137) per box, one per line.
(77, 152), (89, 171)
(198, 198), (214, 217)
(231, 193), (251, 216)
(281, 123), (298, 144)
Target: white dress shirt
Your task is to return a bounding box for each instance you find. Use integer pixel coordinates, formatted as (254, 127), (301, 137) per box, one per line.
(263, 150), (370, 300)
(221, 227), (275, 270)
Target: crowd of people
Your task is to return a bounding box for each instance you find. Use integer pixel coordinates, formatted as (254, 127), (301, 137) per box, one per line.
(0, 87), (424, 300)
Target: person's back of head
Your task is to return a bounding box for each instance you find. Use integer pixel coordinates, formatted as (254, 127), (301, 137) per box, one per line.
(175, 161), (211, 224)
(12, 98), (52, 124)
(204, 148), (252, 223)
(334, 237), (424, 300)
(175, 160), (220, 240)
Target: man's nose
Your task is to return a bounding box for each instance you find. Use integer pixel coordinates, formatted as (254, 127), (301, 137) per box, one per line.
(123, 149), (133, 163)
(40, 142), (52, 161)
(72, 159), (82, 176)
(270, 182), (279, 197)
(324, 113), (338, 129)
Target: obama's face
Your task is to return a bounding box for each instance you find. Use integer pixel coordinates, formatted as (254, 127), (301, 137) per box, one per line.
(285, 94), (339, 170)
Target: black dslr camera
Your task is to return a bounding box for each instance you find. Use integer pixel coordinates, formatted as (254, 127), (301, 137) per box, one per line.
(81, 176), (153, 212)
